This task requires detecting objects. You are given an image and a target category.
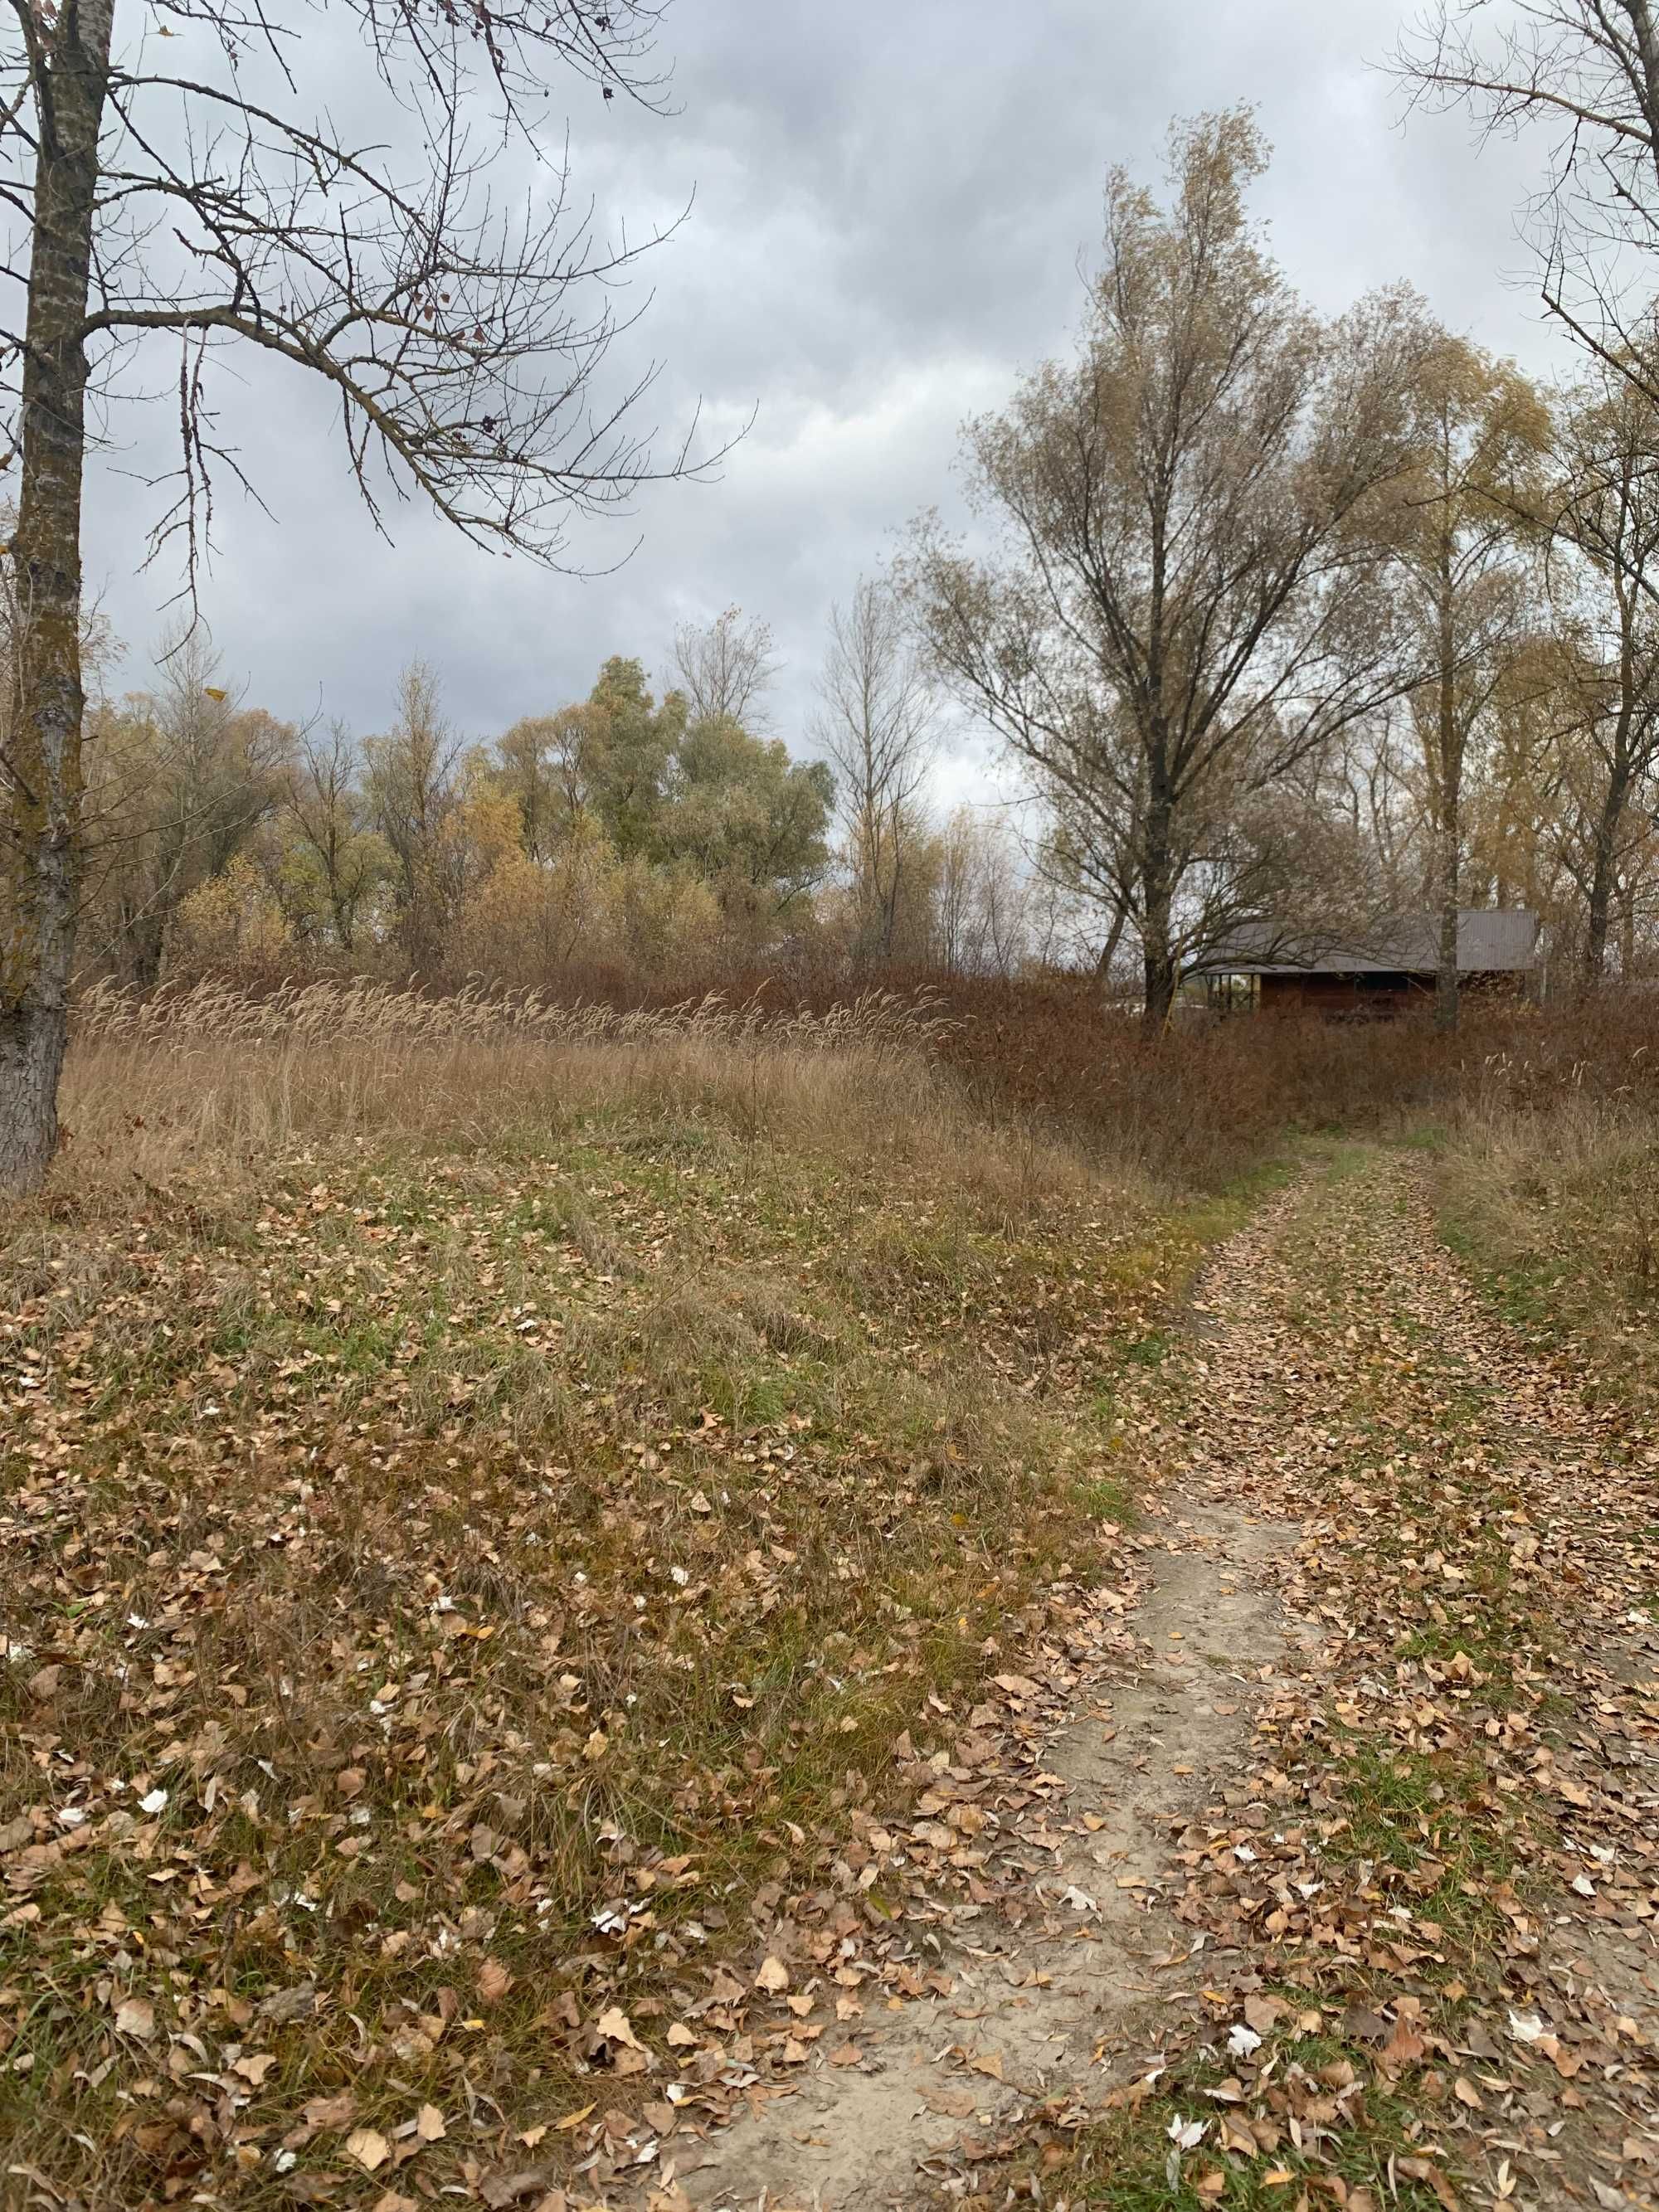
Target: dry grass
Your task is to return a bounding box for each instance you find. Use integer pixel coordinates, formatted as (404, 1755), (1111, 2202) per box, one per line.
(1, 994), (1243, 2205)
(1404, 989), (1659, 1413)
(73, 975), (959, 1053)
(61, 979), (1079, 1208)
(1436, 1088), (1659, 1412)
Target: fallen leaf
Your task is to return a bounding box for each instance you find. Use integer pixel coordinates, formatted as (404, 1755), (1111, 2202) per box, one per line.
(923, 2085), (979, 2118)
(114, 1997), (155, 2041)
(344, 2129), (390, 2172)
(594, 2006), (644, 2051)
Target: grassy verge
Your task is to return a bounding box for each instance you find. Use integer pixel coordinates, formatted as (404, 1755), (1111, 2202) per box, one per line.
(1054, 2016), (1458, 2212)
(0, 1007), (1254, 2207)
(1431, 1093), (1659, 1425)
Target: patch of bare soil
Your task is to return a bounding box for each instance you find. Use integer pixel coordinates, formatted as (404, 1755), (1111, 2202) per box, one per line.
(1080, 1149), (1659, 2212)
(657, 1169), (1328, 2212)
(647, 1151), (1659, 2212)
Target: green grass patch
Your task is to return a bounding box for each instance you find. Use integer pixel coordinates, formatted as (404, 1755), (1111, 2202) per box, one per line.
(1049, 2025), (1457, 2211)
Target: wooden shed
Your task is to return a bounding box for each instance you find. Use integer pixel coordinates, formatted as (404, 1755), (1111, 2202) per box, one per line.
(1189, 910), (1540, 1018)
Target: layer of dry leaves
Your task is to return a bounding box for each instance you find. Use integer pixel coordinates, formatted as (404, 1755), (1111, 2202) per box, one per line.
(0, 1082), (1238, 2210)
(19, 1053), (1652, 2212)
(1017, 1150), (1659, 2212)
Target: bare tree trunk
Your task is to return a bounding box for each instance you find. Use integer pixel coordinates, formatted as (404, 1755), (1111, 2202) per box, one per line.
(878, 834), (903, 963)
(1584, 812), (1619, 985)
(1142, 955), (1177, 1031)
(1094, 899), (1128, 1004)
(1141, 829), (1177, 1037)
(1435, 815), (1460, 1033)
(1, 0), (114, 1194)
(1433, 572), (1461, 1035)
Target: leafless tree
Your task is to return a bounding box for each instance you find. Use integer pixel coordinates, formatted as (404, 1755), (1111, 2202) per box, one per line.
(672, 605), (779, 730)
(813, 576), (937, 964)
(1396, 2), (1659, 395)
(904, 113), (1435, 1032)
(1542, 357), (1659, 977)
(1330, 708), (1434, 917)
(935, 806), (1033, 976)
(0, 0), (715, 1190)
(1384, 337), (1549, 1029)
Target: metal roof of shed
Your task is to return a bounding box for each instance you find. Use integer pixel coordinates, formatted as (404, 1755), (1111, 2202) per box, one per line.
(1196, 909), (1539, 977)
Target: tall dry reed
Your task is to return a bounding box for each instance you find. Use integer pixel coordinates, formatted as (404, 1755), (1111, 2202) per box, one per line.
(73, 975), (958, 1054)
(56, 977), (1107, 1223)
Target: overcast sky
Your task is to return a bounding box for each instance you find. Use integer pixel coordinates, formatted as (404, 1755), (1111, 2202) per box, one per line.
(84, 0), (1567, 798)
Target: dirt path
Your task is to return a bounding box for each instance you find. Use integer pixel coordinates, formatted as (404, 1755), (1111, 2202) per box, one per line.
(644, 1177), (1318, 2211)
(640, 1150), (1659, 2211)
(669, 1500), (1300, 2211)
(1155, 1148), (1659, 2212)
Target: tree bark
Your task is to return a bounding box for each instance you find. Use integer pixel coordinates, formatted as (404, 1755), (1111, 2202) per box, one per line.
(1630, 0), (1659, 172)
(1584, 811), (1618, 984)
(1434, 859), (1459, 1033)
(1433, 558), (1461, 1035)
(1140, 816), (1177, 1037)
(1141, 946), (1177, 1033)
(1, 0), (114, 1194)
(1582, 689), (1637, 985)
(1093, 898), (1128, 1004)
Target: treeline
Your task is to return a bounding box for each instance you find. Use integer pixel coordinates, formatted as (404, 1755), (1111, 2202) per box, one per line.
(75, 600), (1072, 994)
(71, 114), (1659, 1017)
(903, 112), (1659, 1023)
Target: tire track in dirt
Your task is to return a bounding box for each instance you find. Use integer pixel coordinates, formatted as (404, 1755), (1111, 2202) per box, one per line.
(639, 1149), (1659, 2211)
(1102, 1146), (1659, 2212)
(670, 1508), (1295, 2210)
(661, 1182), (1325, 2211)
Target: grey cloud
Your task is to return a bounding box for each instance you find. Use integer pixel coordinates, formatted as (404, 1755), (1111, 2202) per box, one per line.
(79, 0), (1570, 789)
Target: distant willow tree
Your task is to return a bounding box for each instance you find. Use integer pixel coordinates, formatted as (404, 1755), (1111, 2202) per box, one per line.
(1384, 338), (1549, 1032)
(906, 112), (1435, 1031)
(0, 0), (710, 1192)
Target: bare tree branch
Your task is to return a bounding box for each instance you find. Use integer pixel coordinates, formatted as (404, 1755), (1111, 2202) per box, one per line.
(0, 0), (721, 1189)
